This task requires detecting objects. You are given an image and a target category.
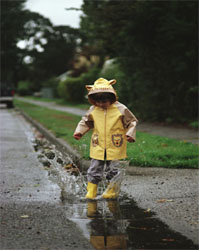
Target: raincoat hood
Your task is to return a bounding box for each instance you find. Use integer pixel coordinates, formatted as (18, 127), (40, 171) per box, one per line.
(86, 78), (117, 99)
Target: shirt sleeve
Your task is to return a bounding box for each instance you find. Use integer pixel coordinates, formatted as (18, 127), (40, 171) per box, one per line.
(122, 108), (138, 141)
(74, 106), (94, 135)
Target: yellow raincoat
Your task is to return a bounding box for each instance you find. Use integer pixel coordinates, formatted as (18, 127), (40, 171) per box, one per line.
(74, 78), (138, 161)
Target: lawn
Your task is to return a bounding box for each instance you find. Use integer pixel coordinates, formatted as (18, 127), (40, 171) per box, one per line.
(14, 99), (198, 169)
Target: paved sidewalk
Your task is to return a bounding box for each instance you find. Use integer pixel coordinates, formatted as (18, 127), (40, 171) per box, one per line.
(121, 166), (199, 245)
(17, 106), (199, 245)
(16, 97), (198, 144)
(16, 97), (86, 116)
(0, 109), (94, 249)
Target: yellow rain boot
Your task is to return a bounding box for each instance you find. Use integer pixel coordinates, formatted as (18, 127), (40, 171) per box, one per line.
(85, 182), (97, 199)
(102, 183), (119, 199)
(107, 200), (119, 214)
(87, 201), (97, 217)
(90, 236), (105, 249)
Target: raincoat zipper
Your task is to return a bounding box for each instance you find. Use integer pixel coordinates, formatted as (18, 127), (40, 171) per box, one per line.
(104, 109), (107, 150)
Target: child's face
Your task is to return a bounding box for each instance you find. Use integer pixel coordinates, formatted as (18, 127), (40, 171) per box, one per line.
(95, 100), (112, 109)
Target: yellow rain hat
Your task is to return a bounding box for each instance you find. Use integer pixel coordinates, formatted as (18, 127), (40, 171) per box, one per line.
(86, 78), (117, 96)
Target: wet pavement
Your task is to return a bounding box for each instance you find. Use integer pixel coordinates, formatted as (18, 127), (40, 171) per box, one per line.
(40, 151), (198, 250)
(63, 198), (197, 250)
(39, 144), (198, 250)
(1, 107), (198, 249)
(0, 108), (93, 250)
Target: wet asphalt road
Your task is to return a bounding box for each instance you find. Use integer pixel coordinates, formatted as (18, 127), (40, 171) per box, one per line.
(0, 108), (94, 250)
(0, 108), (198, 250)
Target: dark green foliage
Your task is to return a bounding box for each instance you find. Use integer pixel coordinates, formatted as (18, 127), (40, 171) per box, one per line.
(1, 0), (26, 84)
(100, 59), (125, 98)
(189, 121), (199, 129)
(57, 67), (100, 103)
(42, 77), (60, 97)
(81, 66), (100, 86)
(17, 81), (32, 96)
(26, 24), (79, 85)
(58, 77), (85, 102)
(1, 1), (79, 90)
(118, 1), (198, 122)
(80, 0), (198, 123)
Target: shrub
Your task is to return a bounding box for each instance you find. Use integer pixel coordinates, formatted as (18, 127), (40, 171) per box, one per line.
(81, 66), (100, 85)
(189, 121), (199, 129)
(57, 67), (100, 103)
(42, 77), (59, 97)
(17, 81), (32, 96)
(58, 76), (85, 102)
(100, 59), (125, 98)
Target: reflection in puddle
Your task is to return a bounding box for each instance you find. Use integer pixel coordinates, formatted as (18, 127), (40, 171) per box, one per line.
(87, 200), (127, 249)
(31, 130), (198, 249)
(63, 197), (197, 250)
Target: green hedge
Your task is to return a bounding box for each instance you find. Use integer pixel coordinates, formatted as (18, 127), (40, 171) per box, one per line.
(57, 67), (100, 103)
(58, 76), (85, 102)
(17, 81), (32, 96)
(100, 59), (125, 98)
(42, 77), (59, 97)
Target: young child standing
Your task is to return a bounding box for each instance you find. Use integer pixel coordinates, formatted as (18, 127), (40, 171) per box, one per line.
(73, 78), (138, 199)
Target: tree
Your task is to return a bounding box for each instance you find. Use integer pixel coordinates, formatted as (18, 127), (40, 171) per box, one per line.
(80, 0), (198, 122)
(80, 1), (135, 64)
(19, 12), (79, 90)
(118, 1), (198, 121)
(1, 1), (80, 91)
(1, 0), (27, 84)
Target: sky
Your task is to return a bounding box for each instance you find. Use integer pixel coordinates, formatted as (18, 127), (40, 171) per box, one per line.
(25, 0), (83, 28)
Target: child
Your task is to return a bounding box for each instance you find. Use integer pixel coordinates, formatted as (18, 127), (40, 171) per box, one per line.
(73, 78), (138, 199)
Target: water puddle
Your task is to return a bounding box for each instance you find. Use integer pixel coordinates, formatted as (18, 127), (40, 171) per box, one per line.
(62, 197), (197, 250)
(31, 128), (198, 250)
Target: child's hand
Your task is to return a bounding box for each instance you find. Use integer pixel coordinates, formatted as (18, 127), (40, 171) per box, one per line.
(126, 135), (135, 143)
(73, 132), (82, 140)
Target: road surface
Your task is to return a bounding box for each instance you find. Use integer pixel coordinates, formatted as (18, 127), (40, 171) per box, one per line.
(0, 108), (94, 250)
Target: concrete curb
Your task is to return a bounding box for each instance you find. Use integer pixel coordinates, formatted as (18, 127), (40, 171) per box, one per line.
(16, 108), (90, 171)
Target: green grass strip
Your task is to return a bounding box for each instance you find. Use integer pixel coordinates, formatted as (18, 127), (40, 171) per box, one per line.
(15, 99), (198, 169)
(22, 96), (90, 110)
